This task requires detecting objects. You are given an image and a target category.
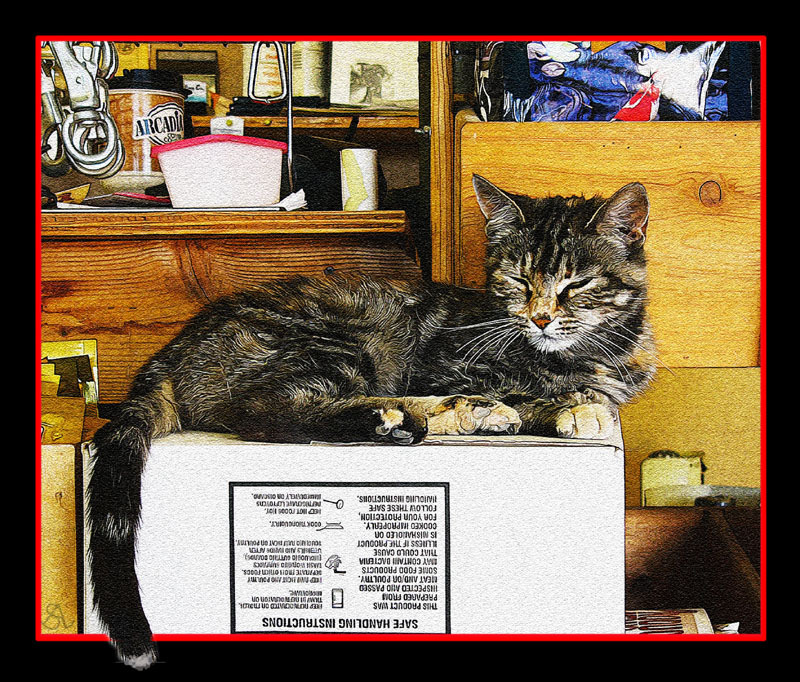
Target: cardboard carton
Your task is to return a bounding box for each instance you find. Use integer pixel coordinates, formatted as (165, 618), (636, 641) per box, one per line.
(84, 425), (625, 635)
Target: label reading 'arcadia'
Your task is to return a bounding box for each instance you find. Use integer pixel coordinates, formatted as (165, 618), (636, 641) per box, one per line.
(132, 102), (184, 145)
(229, 483), (449, 633)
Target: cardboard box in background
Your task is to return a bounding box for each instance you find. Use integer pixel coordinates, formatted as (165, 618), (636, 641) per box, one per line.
(41, 397), (85, 445)
(84, 426), (626, 636)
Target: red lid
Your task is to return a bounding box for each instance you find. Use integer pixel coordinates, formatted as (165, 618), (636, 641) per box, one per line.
(151, 134), (288, 157)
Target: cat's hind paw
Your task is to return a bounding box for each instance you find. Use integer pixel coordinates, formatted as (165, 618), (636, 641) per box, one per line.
(425, 396), (522, 436)
(555, 402), (616, 439)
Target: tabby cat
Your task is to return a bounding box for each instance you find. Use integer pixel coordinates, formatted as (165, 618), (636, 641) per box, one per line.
(88, 175), (656, 668)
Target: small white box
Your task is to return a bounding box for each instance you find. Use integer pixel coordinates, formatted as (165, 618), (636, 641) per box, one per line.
(84, 426), (625, 635)
(151, 134), (287, 208)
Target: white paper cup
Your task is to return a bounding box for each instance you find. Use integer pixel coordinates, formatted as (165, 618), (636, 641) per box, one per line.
(340, 148), (378, 210)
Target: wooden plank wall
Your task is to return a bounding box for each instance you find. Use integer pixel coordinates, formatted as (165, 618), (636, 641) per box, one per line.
(452, 116), (762, 500)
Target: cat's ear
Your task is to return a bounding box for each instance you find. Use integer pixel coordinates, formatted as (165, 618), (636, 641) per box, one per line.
(591, 182), (649, 246)
(473, 174), (524, 239)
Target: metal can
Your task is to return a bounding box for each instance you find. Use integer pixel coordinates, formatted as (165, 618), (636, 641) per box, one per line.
(103, 69), (186, 192)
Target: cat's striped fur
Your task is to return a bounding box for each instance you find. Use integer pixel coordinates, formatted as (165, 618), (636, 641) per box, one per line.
(88, 175), (656, 667)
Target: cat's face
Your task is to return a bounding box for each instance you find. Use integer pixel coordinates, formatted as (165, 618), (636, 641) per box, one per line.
(474, 175), (649, 354)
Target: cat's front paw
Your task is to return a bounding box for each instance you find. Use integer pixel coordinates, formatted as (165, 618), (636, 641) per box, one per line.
(371, 405), (428, 445)
(555, 402), (616, 439)
(425, 396), (521, 436)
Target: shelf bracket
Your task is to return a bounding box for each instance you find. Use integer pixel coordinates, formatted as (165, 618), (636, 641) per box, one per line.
(345, 115), (359, 141)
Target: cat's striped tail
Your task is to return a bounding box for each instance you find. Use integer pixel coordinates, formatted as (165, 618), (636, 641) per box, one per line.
(86, 378), (181, 670)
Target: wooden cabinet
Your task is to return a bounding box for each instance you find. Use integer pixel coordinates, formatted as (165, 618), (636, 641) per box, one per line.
(431, 42), (763, 510)
(40, 210), (420, 403)
(626, 508), (761, 633)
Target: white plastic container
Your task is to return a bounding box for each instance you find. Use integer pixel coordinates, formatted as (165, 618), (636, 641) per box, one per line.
(151, 134), (287, 208)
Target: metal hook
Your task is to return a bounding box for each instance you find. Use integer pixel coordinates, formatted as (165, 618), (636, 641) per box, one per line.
(247, 41), (294, 194)
(40, 63), (70, 177)
(46, 41), (125, 178)
(247, 41), (288, 104)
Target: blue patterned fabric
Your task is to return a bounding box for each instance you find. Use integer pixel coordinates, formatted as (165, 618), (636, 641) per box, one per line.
(476, 41), (730, 122)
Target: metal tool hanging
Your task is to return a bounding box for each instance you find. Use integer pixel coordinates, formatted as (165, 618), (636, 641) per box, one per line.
(247, 41), (295, 193)
(41, 41), (125, 178)
(41, 60), (70, 178)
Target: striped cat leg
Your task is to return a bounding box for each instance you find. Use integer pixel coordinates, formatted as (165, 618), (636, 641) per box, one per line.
(508, 390), (618, 439)
(218, 393), (428, 445)
(219, 393), (521, 443)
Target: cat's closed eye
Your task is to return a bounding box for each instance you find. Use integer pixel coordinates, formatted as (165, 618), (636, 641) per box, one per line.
(558, 278), (595, 297)
(504, 275), (532, 297)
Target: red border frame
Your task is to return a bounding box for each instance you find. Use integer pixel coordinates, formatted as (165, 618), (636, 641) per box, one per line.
(35, 34), (767, 647)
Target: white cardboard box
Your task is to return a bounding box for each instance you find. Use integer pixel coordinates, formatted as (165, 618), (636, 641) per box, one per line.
(84, 426), (625, 636)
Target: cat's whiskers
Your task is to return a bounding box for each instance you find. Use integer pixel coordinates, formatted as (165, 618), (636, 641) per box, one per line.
(433, 318), (514, 331)
(579, 327), (637, 369)
(462, 327), (515, 364)
(455, 320), (517, 355)
(574, 330), (634, 388)
(496, 328), (523, 358)
(573, 326), (634, 383)
(465, 329), (518, 367)
(603, 319), (674, 375)
(463, 326), (519, 367)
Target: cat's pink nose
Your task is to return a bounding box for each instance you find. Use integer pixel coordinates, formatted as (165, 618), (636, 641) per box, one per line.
(532, 316), (552, 329)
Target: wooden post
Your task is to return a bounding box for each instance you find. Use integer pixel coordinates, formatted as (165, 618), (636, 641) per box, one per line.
(429, 42), (454, 283)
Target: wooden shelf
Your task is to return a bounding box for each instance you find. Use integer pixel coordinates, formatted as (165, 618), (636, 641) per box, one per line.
(192, 109), (419, 131)
(41, 208), (421, 402)
(40, 210), (410, 240)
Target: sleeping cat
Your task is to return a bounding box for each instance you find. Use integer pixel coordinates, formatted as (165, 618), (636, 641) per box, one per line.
(87, 175), (656, 668)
